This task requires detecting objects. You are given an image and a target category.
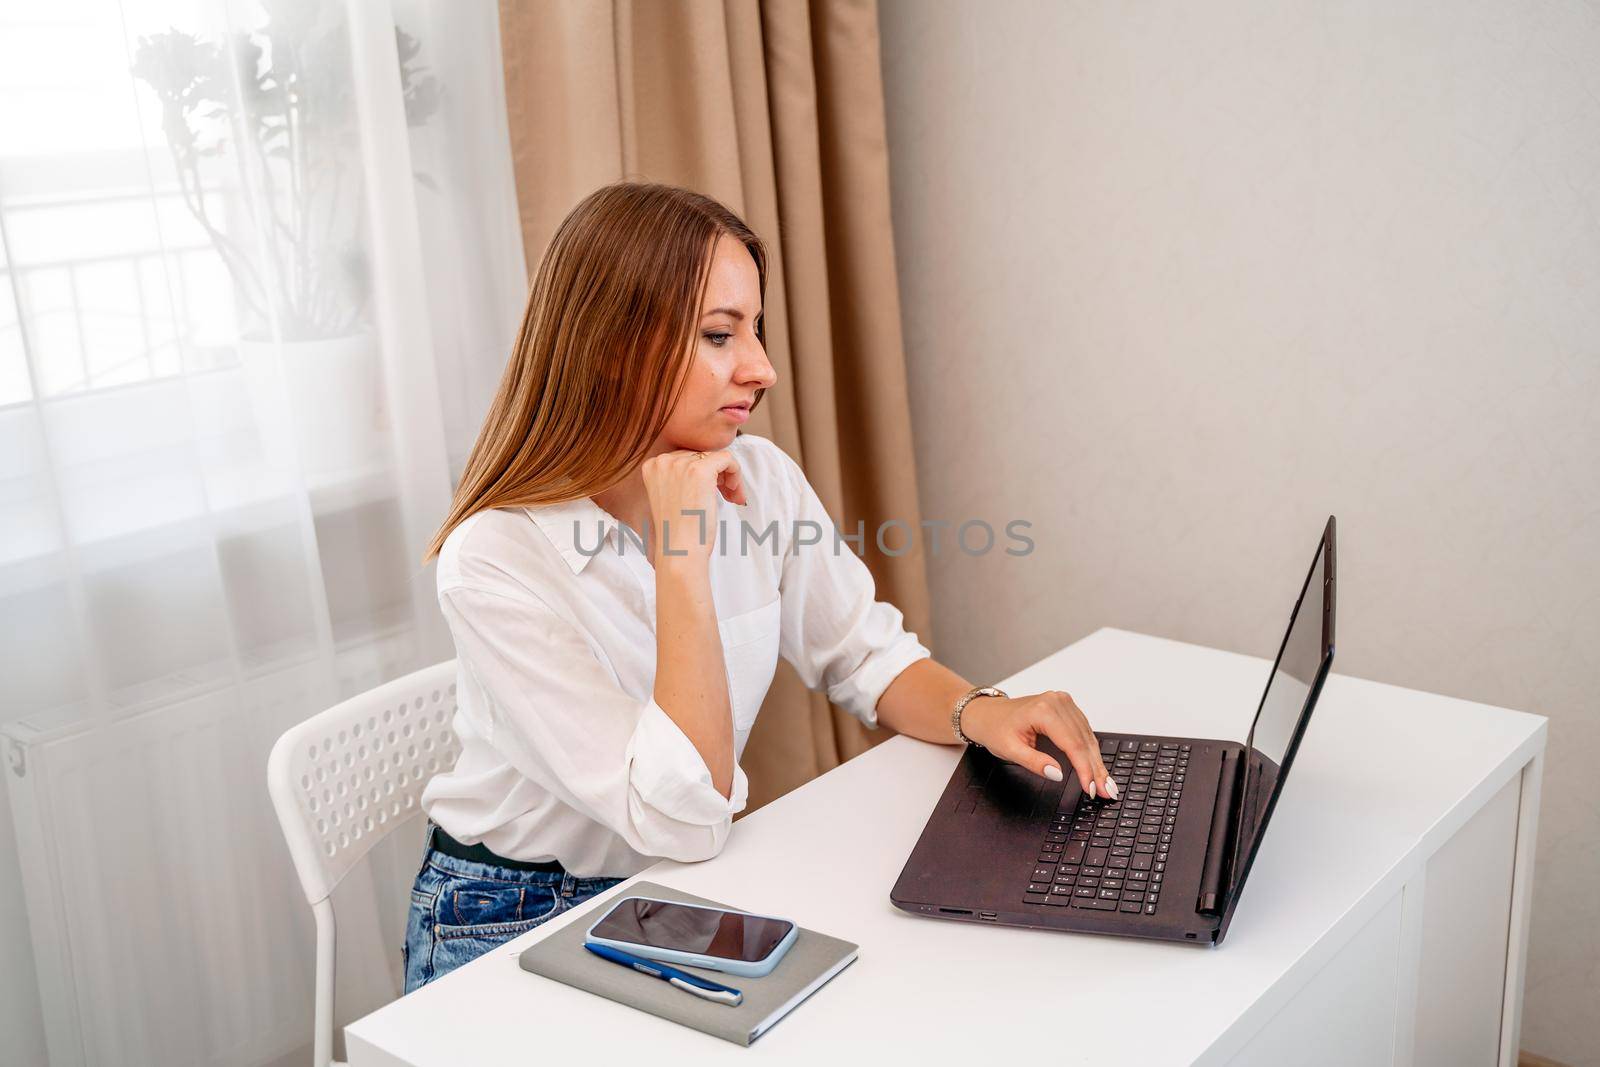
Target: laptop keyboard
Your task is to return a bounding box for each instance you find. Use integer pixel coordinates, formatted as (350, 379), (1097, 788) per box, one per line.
(1023, 739), (1189, 915)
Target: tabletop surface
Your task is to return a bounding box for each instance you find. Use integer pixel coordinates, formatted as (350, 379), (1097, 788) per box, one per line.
(346, 627), (1546, 1066)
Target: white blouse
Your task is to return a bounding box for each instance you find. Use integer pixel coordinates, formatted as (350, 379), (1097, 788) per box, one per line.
(423, 432), (931, 877)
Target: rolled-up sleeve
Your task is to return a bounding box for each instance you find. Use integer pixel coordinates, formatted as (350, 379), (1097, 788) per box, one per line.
(441, 584), (747, 862)
(772, 452), (932, 728)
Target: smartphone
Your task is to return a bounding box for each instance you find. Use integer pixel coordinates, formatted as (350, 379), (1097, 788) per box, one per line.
(584, 896), (799, 978)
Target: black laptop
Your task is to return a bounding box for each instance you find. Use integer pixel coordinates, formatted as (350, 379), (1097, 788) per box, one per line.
(890, 516), (1336, 946)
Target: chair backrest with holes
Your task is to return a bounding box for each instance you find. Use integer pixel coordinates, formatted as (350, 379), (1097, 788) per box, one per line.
(267, 661), (462, 906)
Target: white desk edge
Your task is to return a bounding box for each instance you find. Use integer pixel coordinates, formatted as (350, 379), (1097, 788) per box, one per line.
(345, 626), (1549, 1067)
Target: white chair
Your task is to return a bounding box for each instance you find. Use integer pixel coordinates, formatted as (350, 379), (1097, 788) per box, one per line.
(267, 660), (462, 1067)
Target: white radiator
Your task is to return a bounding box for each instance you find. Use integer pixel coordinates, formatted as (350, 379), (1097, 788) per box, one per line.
(5, 641), (424, 1067)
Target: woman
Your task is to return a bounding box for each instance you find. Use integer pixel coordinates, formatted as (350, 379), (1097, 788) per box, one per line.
(404, 181), (1114, 991)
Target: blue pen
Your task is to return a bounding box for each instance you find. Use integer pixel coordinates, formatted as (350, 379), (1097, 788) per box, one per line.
(584, 942), (744, 1006)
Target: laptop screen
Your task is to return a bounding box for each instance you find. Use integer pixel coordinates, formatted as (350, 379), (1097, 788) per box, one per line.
(1227, 520), (1336, 901)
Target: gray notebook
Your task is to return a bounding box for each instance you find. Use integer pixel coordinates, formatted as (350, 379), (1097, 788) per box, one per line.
(518, 881), (859, 1046)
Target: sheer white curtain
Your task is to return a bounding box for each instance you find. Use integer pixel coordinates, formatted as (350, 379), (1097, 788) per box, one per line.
(0, 1), (525, 1063)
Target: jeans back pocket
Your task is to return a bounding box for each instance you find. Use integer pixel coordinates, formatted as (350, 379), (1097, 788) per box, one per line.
(444, 880), (560, 928)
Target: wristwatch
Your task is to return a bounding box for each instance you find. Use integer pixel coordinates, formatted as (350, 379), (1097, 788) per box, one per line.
(951, 686), (1007, 747)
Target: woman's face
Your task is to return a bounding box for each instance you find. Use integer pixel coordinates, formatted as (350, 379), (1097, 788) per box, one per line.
(657, 234), (777, 452)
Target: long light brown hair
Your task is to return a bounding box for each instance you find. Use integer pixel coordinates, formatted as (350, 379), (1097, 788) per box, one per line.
(423, 182), (769, 562)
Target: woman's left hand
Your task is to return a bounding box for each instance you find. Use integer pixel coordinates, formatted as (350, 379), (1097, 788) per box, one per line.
(959, 691), (1116, 799)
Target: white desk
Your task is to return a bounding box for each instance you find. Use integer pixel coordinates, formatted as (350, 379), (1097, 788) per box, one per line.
(346, 628), (1546, 1067)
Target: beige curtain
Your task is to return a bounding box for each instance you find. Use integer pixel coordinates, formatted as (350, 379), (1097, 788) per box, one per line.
(498, 0), (930, 811)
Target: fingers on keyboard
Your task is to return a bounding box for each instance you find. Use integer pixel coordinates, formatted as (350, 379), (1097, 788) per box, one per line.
(1024, 739), (1188, 914)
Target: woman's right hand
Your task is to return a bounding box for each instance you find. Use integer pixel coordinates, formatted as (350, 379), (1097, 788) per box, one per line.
(640, 448), (745, 566)
(959, 691), (1115, 798)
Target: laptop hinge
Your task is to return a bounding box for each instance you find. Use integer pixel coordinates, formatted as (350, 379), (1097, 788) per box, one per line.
(1196, 748), (1242, 916)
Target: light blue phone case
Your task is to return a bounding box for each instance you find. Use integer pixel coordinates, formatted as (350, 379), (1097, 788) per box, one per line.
(583, 895), (800, 978)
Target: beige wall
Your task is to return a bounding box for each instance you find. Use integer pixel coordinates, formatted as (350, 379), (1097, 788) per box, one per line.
(878, 2), (1598, 1063)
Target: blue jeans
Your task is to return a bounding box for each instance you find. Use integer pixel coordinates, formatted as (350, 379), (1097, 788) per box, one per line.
(403, 826), (623, 993)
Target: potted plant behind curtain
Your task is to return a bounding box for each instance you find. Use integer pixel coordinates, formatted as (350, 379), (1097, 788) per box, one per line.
(133, 2), (440, 485)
